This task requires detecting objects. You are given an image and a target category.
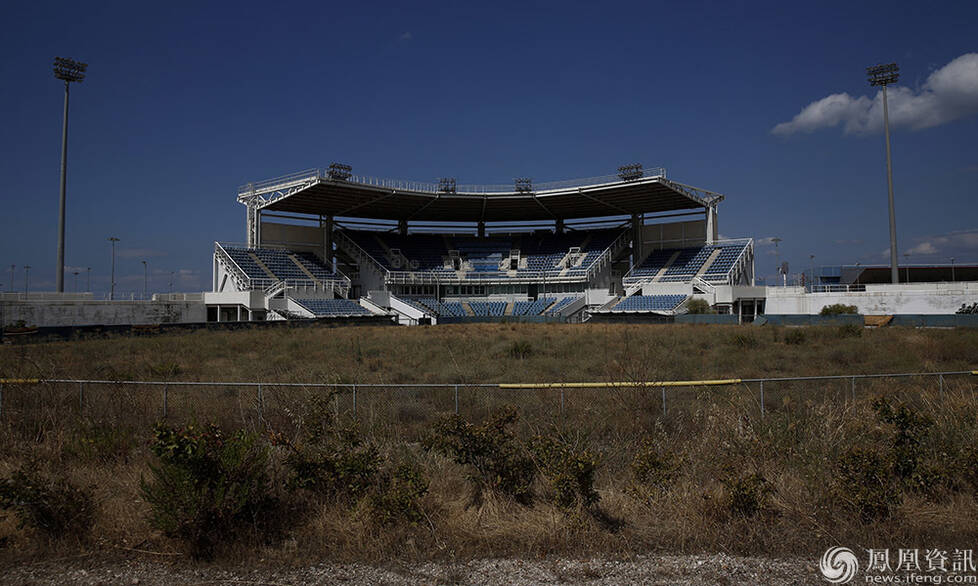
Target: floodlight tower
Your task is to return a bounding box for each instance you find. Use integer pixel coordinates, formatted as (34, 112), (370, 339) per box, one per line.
(53, 57), (88, 293)
(867, 62), (900, 284)
(108, 237), (120, 300)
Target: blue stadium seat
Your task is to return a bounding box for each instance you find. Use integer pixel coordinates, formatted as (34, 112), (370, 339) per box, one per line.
(611, 295), (688, 312)
(294, 298), (371, 317)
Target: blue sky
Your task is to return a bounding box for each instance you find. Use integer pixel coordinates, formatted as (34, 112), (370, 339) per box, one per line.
(1, 0), (976, 293)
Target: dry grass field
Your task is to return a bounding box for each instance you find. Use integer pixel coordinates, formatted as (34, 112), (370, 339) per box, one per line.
(1, 323), (977, 571)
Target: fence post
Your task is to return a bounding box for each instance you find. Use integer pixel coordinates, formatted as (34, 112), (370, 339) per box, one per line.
(454, 385), (459, 414)
(560, 388), (565, 420)
(661, 387), (666, 417)
(257, 383), (264, 422)
(851, 377), (856, 403)
(0, 382), (3, 419)
(352, 384), (357, 418)
(759, 381), (765, 418)
(162, 384), (168, 419)
(939, 374), (944, 398)
(79, 382), (84, 411)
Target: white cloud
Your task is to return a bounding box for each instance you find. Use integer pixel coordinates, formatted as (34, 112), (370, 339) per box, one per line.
(772, 53), (978, 136)
(907, 242), (938, 255)
(399, 31), (413, 41)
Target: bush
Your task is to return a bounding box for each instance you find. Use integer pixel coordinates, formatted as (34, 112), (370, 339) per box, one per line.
(0, 467), (94, 539)
(529, 434), (600, 509)
(686, 299), (713, 314)
(140, 423), (280, 560)
(508, 340), (533, 359)
(873, 399), (944, 492)
(836, 447), (899, 521)
(363, 461), (429, 525)
(721, 472), (770, 518)
(784, 329), (807, 345)
(630, 440), (678, 492)
(820, 304), (858, 316)
(729, 332), (756, 349)
(837, 323), (863, 338)
(279, 396), (430, 525)
(423, 407), (535, 504)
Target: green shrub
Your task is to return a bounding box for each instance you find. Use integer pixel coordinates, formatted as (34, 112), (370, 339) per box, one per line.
(729, 332), (756, 349)
(721, 472), (770, 518)
(529, 434), (600, 509)
(837, 323), (863, 338)
(363, 461), (429, 525)
(65, 422), (137, 463)
(284, 425), (381, 502)
(820, 304), (858, 316)
(630, 440), (678, 492)
(836, 447), (899, 521)
(686, 298), (713, 314)
(278, 395), (431, 525)
(423, 407), (535, 504)
(140, 423), (280, 560)
(783, 329), (807, 345)
(873, 399), (943, 492)
(508, 340), (533, 359)
(0, 467), (94, 539)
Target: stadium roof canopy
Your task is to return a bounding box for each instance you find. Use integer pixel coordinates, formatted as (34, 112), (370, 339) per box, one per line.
(237, 167), (724, 223)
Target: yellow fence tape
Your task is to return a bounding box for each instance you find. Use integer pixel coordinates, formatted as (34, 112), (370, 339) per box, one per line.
(499, 379), (742, 389)
(0, 379), (41, 384)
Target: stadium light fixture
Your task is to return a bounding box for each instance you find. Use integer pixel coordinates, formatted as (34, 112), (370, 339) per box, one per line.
(617, 164), (643, 182)
(867, 62), (900, 284)
(327, 162), (352, 181)
(72, 270), (79, 292)
(53, 57), (88, 294)
(142, 260), (148, 299)
(86, 267), (91, 292)
(514, 178), (533, 194)
(438, 177), (457, 194)
(108, 237), (120, 300)
(771, 237), (783, 286)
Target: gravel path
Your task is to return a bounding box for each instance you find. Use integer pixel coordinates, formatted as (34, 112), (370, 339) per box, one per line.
(2, 554), (824, 585)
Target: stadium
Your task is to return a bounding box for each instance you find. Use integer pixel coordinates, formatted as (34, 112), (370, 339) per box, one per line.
(207, 163), (759, 325)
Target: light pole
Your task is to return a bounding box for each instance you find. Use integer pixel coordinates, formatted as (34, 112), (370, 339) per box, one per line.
(169, 271), (174, 294)
(141, 260), (148, 299)
(24, 265), (31, 297)
(8, 265), (14, 293)
(53, 57), (88, 293)
(950, 257), (955, 282)
(72, 271), (79, 292)
(903, 253), (910, 283)
(108, 237), (120, 300)
(772, 237), (782, 286)
(86, 267), (91, 292)
(867, 62), (900, 284)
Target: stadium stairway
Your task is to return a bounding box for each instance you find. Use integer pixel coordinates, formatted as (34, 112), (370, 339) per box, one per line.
(250, 253), (278, 280)
(505, 301), (514, 316)
(694, 249), (723, 279)
(652, 250), (681, 282)
(288, 254), (320, 282)
(462, 302), (475, 316)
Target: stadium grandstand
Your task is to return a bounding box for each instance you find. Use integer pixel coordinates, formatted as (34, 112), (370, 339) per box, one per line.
(208, 163), (762, 324)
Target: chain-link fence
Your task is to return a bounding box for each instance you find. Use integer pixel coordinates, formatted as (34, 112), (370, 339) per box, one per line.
(1, 371), (975, 442)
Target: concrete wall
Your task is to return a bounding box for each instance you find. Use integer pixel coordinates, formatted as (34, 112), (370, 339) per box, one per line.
(765, 282), (978, 315)
(3, 299), (207, 327)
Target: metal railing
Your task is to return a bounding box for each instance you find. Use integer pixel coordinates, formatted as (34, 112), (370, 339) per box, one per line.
(1, 370), (974, 422)
(622, 238), (754, 288)
(237, 166), (668, 199)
